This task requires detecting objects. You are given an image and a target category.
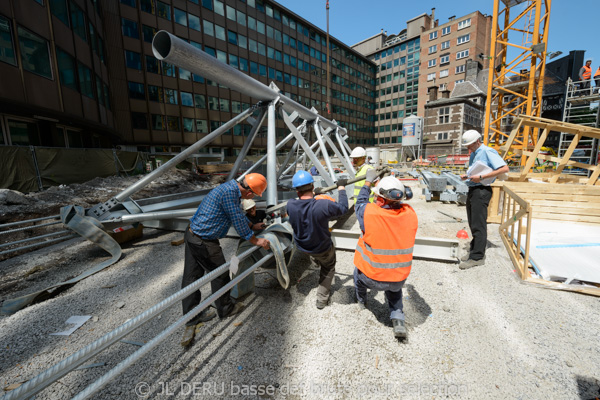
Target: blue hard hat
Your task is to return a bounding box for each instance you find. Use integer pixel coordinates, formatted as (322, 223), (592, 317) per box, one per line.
(292, 170), (314, 188)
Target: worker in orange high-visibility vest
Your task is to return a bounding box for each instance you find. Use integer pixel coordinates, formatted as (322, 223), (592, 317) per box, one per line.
(353, 170), (417, 340)
(594, 67), (600, 94)
(579, 59), (592, 94)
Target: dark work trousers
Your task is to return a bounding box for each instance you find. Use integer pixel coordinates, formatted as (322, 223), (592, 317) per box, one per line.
(308, 244), (336, 302)
(181, 228), (233, 324)
(466, 185), (493, 261)
(354, 268), (406, 321)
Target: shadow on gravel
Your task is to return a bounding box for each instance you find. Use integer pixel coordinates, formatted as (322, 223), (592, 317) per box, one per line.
(576, 375), (600, 399)
(362, 283), (432, 329)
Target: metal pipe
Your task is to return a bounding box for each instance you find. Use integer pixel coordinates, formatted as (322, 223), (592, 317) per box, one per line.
(0, 235), (78, 256)
(73, 252), (275, 400)
(313, 121), (336, 179)
(102, 209), (198, 225)
(3, 245), (262, 400)
(0, 230), (71, 249)
(266, 100), (278, 206)
(237, 131), (296, 181)
(321, 125), (354, 175)
(227, 108), (267, 181)
(0, 215), (60, 229)
(335, 129), (355, 175)
(111, 107), (254, 204)
(152, 31), (346, 135)
(0, 220), (62, 236)
(277, 141), (299, 179)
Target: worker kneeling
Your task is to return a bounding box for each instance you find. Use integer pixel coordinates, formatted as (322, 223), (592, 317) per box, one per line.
(353, 170), (417, 340)
(286, 170), (348, 309)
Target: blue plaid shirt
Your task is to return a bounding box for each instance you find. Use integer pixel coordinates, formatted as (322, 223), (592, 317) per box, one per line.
(189, 180), (254, 241)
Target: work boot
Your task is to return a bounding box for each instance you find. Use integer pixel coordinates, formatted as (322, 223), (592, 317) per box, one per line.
(316, 299), (328, 309)
(459, 257), (485, 270)
(460, 253), (470, 262)
(181, 325), (196, 347)
(357, 301), (366, 310)
(196, 308), (217, 323)
(222, 302), (245, 319)
(392, 319), (407, 339)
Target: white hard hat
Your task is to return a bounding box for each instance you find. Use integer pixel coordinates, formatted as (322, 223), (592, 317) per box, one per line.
(241, 199), (256, 211)
(349, 147), (367, 158)
(372, 176), (411, 201)
(462, 130), (482, 146)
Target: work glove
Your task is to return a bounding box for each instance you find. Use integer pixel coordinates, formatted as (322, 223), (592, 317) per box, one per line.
(335, 178), (348, 187)
(365, 168), (378, 183)
(313, 187), (325, 195)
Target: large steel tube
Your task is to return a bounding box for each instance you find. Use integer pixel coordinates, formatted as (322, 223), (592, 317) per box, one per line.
(227, 108), (267, 181)
(152, 31), (346, 134)
(266, 101), (278, 206)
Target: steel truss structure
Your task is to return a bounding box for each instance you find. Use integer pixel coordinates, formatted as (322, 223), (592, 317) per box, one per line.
(483, 0), (552, 165)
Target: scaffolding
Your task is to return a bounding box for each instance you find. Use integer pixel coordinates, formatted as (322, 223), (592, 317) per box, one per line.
(558, 78), (600, 174)
(483, 0), (552, 166)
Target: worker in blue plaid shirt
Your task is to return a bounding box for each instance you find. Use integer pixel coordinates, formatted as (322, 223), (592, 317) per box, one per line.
(181, 173), (270, 347)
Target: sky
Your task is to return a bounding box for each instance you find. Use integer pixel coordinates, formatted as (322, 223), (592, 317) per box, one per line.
(275, 0), (599, 66)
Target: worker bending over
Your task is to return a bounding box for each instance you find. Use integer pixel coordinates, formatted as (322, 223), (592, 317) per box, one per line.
(353, 170), (417, 339)
(350, 146), (374, 205)
(459, 130), (509, 270)
(286, 170), (348, 309)
(181, 173), (271, 347)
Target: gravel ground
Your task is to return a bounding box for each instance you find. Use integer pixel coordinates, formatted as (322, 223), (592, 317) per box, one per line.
(1, 180), (600, 399)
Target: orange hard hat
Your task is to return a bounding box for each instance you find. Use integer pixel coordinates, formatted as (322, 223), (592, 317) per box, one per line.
(315, 194), (335, 202)
(245, 173), (267, 196)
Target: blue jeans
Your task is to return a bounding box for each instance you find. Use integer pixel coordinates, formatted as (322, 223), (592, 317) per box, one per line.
(354, 268), (405, 321)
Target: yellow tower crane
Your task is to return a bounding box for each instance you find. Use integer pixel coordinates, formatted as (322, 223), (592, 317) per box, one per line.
(483, 0), (552, 165)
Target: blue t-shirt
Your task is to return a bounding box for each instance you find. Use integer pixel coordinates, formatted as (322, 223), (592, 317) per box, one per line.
(467, 145), (507, 187)
(286, 190), (348, 254)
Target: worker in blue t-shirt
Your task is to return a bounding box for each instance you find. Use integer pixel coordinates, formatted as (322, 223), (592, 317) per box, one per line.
(286, 170), (348, 309)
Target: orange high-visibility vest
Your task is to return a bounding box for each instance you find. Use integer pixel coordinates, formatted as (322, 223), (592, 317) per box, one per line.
(582, 65), (592, 80)
(354, 203), (418, 282)
(594, 68), (600, 78)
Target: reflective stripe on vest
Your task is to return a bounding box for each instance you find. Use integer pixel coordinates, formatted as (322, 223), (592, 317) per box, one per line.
(353, 163), (374, 204)
(353, 202), (418, 282)
(582, 65), (592, 80)
(595, 68), (600, 78)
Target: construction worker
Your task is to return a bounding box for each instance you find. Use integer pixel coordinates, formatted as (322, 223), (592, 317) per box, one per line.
(594, 67), (600, 93)
(353, 172), (417, 340)
(350, 146), (374, 205)
(579, 59), (592, 94)
(459, 130), (509, 270)
(181, 173), (270, 347)
(241, 199), (266, 231)
(286, 170), (348, 309)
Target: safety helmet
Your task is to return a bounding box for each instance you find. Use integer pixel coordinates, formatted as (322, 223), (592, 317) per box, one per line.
(244, 173), (267, 196)
(241, 199), (256, 211)
(315, 194), (335, 202)
(292, 170), (314, 189)
(349, 147), (367, 158)
(372, 176), (413, 201)
(461, 130), (482, 146)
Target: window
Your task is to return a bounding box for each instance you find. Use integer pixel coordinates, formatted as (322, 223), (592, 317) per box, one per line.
(183, 118), (194, 133)
(140, 0), (153, 13)
(50, 0), (70, 27)
(146, 55), (159, 74)
(238, 34), (247, 49)
(208, 96), (219, 110)
(202, 0), (213, 11)
(125, 50), (141, 70)
(214, 0), (224, 16)
(456, 64), (465, 74)
(440, 55), (449, 64)
(189, 14), (200, 31)
(152, 114), (165, 130)
(457, 34), (470, 45)
(438, 106), (450, 124)
(131, 112), (148, 129)
(458, 18), (471, 30)
(70, 1), (87, 42)
(215, 24), (225, 41)
(456, 50), (469, 60)
(181, 91), (193, 107)
(427, 72), (436, 81)
(167, 116), (180, 131)
(196, 119), (208, 133)
(442, 26), (451, 35)
(77, 62), (93, 98)
(18, 26), (52, 79)
(428, 59), (436, 68)
(441, 40), (450, 50)
(0, 16), (17, 66)
(194, 94), (205, 108)
(122, 18), (139, 39)
(437, 132), (448, 140)
(237, 11), (246, 26)
(428, 31), (437, 40)
(148, 85), (162, 102)
(203, 20), (214, 36)
(174, 8), (187, 26)
(456, 79), (465, 84)
(56, 47), (77, 90)
(157, 1), (171, 20)
(128, 81), (145, 100)
(164, 88), (178, 104)
(226, 5), (236, 20)
(428, 45), (437, 54)
(440, 69), (449, 78)
(228, 30), (237, 45)
(142, 25), (156, 43)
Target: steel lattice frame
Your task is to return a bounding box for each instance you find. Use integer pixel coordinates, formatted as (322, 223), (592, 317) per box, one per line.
(483, 0), (552, 165)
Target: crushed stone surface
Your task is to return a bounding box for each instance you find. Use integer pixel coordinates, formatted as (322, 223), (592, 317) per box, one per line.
(1, 179), (599, 399)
